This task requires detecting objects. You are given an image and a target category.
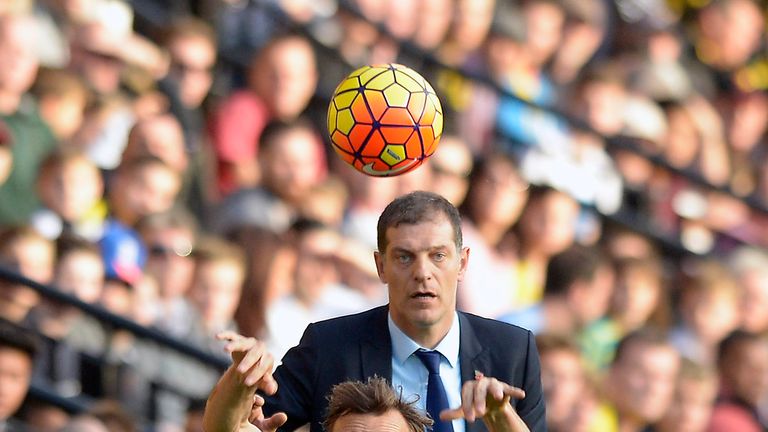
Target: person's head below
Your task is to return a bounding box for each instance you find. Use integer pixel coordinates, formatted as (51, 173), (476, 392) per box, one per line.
(543, 244), (614, 330)
(109, 156), (182, 227)
(607, 327), (681, 428)
(189, 236), (246, 332)
(656, 358), (718, 432)
(162, 16), (217, 109)
(375, 191), (467, 348)
(31, 68), (90, 141)
(0, 318), (38, 421)
(258, 118), (326, 206)
(0, 226), (55, 322)
(536, 333), (586, 431)
(323, 377), (433, 432)
(426, 134), (473, 208)
(123, 113), (188, 174)
(248, 33), (317, 120)
(36, 150), (104, 224)
(716, 329), (768, 408)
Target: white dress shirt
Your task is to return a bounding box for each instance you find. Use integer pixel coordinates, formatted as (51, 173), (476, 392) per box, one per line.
(389, 312), (465, 432)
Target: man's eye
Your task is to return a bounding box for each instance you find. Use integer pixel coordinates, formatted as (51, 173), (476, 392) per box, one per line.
(433, 253), (447, 261)
(397, 255), (411, 264)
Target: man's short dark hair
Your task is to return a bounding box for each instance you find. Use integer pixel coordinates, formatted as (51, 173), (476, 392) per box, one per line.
(323, 377), (433, 432)
(377, 191), (462, 253)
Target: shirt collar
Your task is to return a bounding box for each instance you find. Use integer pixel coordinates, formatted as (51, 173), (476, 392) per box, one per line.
(388, 311), (460, 368)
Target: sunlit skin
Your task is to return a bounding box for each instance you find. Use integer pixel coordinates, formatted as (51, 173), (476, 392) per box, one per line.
(0, 347), (32, 420)
(331, 409), (411, 432)
(374, 214), (469, 348)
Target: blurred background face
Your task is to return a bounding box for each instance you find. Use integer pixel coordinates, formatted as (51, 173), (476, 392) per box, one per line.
(0, 16), (38, 99)
(467, 158), (528, 228)
(740, 270), (768, 333)
(541, 348), (585, 427)
(612, 270), (661, 330)
(0, 347), (31, 420)
(414, 0), (453, 50)
(384, 0), (418, 41)
(124, 116), (188, 173)
(144, 226), (195, 299)
(120, 164), (182, 223)
(428, 136), (472, 207)
(522, 0), (565, 68)
(658, 377), (717, 432)
(722, 340), (768, 406)
(261, 128), (323, 204)
(611, 343), (680, 423)
(451, 0), (495, 54)
(519, 191), (579, 256)
(252, 38), (317, 120)
(41, 159), (103, 222)
(168, 35), (216, 108)
(55, 250), (104, 303)
(294, 228), (340, 304)
(191, 260), (244, 327)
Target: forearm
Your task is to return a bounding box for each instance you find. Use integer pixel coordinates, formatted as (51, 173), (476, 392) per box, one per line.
(203, 366), (257, 432)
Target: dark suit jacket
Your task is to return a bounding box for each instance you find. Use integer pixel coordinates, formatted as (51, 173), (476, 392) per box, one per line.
(264, 305), (547, 431)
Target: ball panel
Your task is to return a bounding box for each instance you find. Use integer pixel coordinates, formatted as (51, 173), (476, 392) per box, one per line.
(349, 124), (373, 151)
(336, 108), (355, 135)
(334, 90), (357, 110)
(383, 83), (410, 108)
(359, 66), (389, 86)
(360, 129), (386, 158)
(380, 144), (406, 166)
(363, 90), (388, 121)
(380, 107), (415, 126)
(407, 92), (427, 122)
(419, 104), (435, 127)
(419, 126), (436, 154)
(327, 102), (337, 134)
(379, 126), (413, 144)
(348, 65), (371, 79)
(394, 69), (425, 93)
(332, 145), (356, 165)
(331, 130), (354, 153)
(427, 93), (443, 114)
(350, 93), (373, 123)
(403, 131), (423, 159)
(432, 110), (444, 138)
(366, 70), (396, 91)
(335, 76), (360, 94)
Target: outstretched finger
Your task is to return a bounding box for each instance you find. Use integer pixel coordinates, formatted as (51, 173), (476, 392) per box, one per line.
(439, 407), (466, 422)
(256, 412), (289, 432)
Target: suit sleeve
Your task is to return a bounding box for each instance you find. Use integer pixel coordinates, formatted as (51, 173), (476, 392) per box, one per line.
(517, 330), (547, 432)
(262, 324), (319, 431)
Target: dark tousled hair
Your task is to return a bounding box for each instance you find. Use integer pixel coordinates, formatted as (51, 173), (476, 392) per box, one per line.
(376, 191), (462, 253)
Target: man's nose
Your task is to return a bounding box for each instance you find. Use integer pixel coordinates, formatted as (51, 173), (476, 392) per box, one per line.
(412, 256), (433, 282)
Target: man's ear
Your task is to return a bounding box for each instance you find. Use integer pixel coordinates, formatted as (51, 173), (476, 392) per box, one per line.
(374, 251), (387, 284)
(457, 247), (470, 282)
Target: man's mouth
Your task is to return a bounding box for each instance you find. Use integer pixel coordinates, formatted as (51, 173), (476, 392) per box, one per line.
(411, 292), (437, 299)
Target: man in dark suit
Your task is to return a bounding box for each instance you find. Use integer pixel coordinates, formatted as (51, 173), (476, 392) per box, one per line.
(204, 191), (546, 431)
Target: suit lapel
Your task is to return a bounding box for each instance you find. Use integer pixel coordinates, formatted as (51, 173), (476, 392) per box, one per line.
(360, 305), (393, 381)
(458, 313), (492, 432)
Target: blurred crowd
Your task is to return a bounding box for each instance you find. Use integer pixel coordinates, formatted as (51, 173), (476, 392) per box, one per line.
(0, 0), (767, 431)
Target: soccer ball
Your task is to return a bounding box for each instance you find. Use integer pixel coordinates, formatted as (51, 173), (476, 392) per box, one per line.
(327, 64), (443, 177)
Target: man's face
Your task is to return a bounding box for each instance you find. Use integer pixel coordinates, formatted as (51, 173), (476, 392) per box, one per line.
(0, 347), (32, 420)
(375, 214), (468, 342)
(168, 35), (216, 108)
(610, 343), (680, 423)
(332, 409), (410, 432)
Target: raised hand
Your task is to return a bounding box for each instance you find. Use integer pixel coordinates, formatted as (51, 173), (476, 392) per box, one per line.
(440, 374), (529, 432)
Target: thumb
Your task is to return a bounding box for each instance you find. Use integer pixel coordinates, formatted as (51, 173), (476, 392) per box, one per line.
(259, 412), (288, 432)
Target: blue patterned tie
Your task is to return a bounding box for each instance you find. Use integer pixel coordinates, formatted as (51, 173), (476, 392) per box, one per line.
(415, 350), (455, 432)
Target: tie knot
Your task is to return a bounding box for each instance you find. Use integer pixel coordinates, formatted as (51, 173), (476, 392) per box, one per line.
(415, 350), (442, 375)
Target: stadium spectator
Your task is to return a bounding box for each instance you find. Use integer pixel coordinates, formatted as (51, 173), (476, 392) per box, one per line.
(655, 359), (718, 432)
(0, 319), (39, 431)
